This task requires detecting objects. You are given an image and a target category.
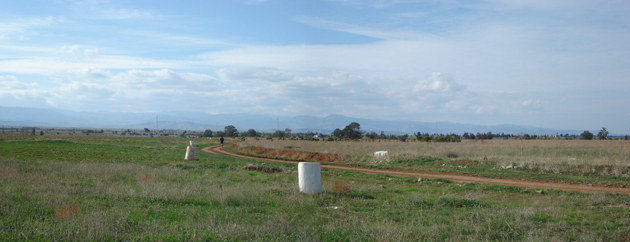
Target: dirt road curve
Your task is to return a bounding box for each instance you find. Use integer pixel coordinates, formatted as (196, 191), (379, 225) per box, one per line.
(201, 145), (630, 195)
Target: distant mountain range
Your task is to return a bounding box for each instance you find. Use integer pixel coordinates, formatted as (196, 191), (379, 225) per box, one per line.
(0, 106), (589, 135)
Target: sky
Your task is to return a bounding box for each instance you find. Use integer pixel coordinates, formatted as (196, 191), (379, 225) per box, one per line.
(1, 0), (629, 133)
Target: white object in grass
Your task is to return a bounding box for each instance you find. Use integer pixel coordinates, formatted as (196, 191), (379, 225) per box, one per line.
(374, 151), (388, 157)
(185, 146), (196, 161)
(298, 162), (321, 194)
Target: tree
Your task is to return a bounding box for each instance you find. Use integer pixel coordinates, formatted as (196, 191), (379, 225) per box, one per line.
(224, 125), (238, 137)
(342, 122), (363, 139)
(202, 129), (213, 137)
(245, 129), (258, 137)
(332, 128), (342, 138)
(272, 130), (284, 137)
(40, 130), (44, 136)
(580, 130), (594, 140)
(597, 127), (609, 140)
(214, 131), (226, 137)
(144, 128), (150, 132)
(398, 134), (408, 142)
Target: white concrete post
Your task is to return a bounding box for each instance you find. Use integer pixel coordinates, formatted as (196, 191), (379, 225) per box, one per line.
(185, 146), (196, 161)
(298, 162), (321, 194)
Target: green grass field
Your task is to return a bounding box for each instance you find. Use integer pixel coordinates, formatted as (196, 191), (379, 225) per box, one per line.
(1, 135), (630, 241)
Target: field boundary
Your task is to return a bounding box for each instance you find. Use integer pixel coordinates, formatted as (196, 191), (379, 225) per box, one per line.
(201, 145), (630, 194)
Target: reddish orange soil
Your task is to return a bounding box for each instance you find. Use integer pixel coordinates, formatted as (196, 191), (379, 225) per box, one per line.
(201, 145), (630, 195)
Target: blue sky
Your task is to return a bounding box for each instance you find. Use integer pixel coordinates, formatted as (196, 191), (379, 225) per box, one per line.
(1, 0), (629, 133)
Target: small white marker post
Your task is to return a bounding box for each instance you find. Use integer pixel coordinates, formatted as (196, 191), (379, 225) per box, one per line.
(298, 162), (321, 194)
(185, 141), (196, 161)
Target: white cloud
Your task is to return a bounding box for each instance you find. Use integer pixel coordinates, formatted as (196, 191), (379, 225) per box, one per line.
(109, 69), (221, 90)
(83, 48), (99, 58)
(207, 68), (545, 119)
(0, 75), (37, 90)
(413, 72), (465, 93)
(295, 16), (431, 40)
(0, 51), (188, 75)
(69, 67), (111, 79)
(0, 75), (18, 82)
(58, 45), (99, 58)
(0, 69), (225, 111)
(0, 67), (568, 126)
(217, 68), (295, 84)
(123, 31), (236, 48)
(519, 98), (548, 111)
(0, 75), (43, 105)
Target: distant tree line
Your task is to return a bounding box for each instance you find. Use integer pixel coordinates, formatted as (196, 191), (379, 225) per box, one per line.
(199, 122), (628, 142)
(1, 124), (627, 141)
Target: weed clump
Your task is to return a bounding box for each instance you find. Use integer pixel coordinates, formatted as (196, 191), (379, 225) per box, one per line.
(134, 172), (155, 182)
(55, 204), (77, 220)
(169, 163), (195, 169)
(243, 164), (283, 173)
(332, 182), (351, 195)
(445, 151), (459, 158)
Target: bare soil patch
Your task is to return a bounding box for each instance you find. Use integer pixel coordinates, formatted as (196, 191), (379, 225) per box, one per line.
(242, 146), (342, 163)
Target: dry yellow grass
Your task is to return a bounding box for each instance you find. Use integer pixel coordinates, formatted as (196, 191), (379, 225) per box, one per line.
(331, 182), (350, 195)
(134, 172), (156, 182)
(239, 139), (630, 175)
(55, 203), (78, 220)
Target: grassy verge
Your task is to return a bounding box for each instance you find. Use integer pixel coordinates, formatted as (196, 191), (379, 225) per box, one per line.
(1, 136), (630, 241)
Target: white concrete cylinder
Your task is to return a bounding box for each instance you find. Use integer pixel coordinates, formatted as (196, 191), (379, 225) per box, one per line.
(298, 162), (321, 194)
(185, 146), (196, 161)
(190, 141), (194, 146)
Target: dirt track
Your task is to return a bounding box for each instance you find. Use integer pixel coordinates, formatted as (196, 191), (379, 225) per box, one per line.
(201, 145), (630, 195)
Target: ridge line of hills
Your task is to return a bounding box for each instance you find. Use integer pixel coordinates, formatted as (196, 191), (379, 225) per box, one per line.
(0, 106), (590, 135)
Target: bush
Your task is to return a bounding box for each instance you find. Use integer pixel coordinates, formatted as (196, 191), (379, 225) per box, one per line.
(581, 130), (594, 140)
(398, 134), (408, 142)
(445, 151), (459, 158)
